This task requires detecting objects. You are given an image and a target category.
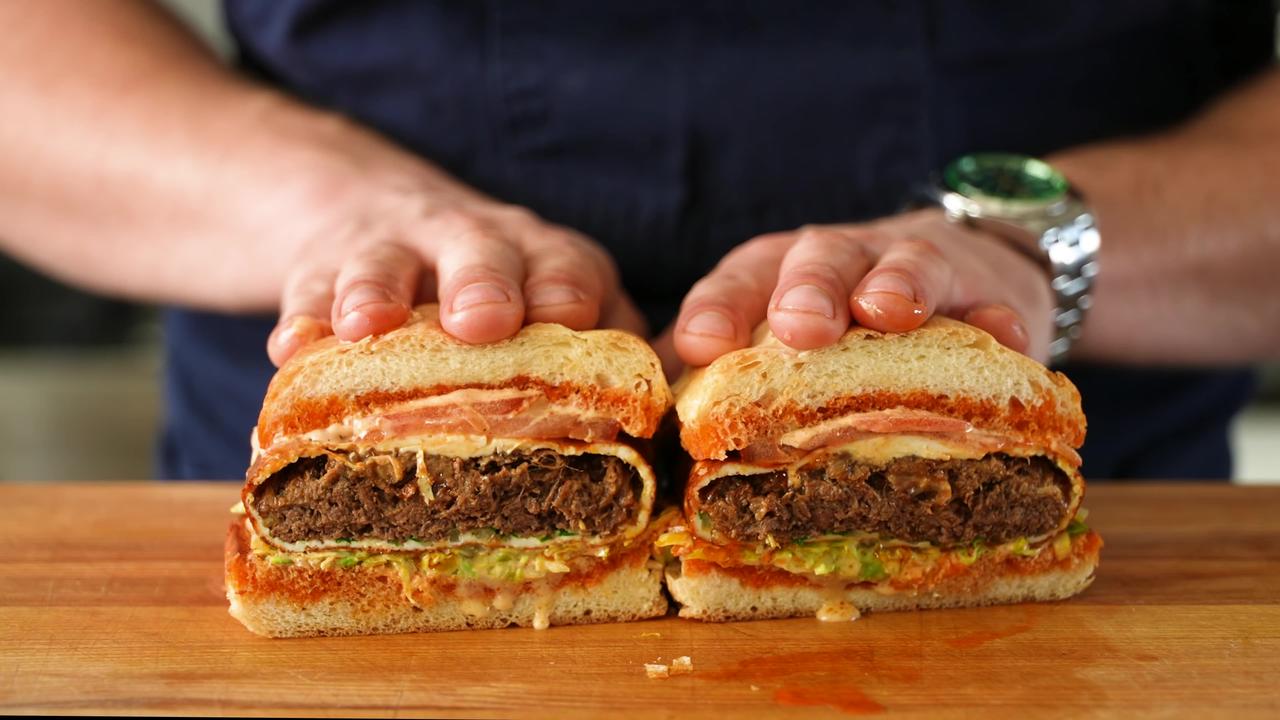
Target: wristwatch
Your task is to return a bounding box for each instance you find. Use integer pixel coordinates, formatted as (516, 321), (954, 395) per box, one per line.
(928, 153), (1100, 366)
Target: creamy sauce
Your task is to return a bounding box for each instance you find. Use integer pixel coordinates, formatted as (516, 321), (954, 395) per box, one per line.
(532, 607), (551, 631)
(491, 589), (515, 612)
(697, 433), (1009, 487)
(532, 588), (554, 631)
(815, 583), (861, 622)
(460, 598), (489, 618)
(816, 600), (861, 623)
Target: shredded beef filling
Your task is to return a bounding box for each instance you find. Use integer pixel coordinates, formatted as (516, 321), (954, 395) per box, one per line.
(697, 453), (1071, 546)
(253, 449), (641, 543)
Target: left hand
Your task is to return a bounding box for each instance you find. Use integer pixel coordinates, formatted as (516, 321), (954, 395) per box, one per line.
(662, 209), (1054, 372)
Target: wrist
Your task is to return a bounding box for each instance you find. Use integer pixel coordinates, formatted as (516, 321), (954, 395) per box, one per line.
(249, 95), (483, 265)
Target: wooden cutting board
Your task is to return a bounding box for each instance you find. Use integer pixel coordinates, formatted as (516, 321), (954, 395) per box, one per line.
(2, 482), (1278, 718)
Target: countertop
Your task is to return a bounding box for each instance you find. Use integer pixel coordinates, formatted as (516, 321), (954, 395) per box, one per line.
(2, 482), (1278, 718)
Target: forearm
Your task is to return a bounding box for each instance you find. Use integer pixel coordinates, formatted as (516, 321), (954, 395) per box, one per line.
(1051, 68), (1280, 365)
(0, 0), (471, 313)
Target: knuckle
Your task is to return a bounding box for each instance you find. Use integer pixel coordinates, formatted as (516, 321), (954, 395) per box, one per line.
(781, 261), (843, 288)
(339, 274), (395, 293)
(708, 267), (766, 297)
(292, 274), (335, 300)
(284, 266), (335, 298)
(489, 203), (540, 226)
(792, 225), (885, 270)
(428, 207), (493, 237)
(443, 263), (519, 290)
(794, 226), (845, 247)
(525, 271), (594, 294)
(524, 229), (582, 256)
(740, 232), (793, 256)
(342, 249), (407, 278)
(838, 226), (887, 250)
(686, 275), (733, 302)
(898, 236), (944, 261)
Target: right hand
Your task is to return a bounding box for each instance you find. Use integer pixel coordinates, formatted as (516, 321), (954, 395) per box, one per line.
(266, 193), (645, 366)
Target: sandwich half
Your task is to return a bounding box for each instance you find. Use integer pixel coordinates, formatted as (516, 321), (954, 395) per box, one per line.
(225, 305), (673, 637)
(661, 317), (1101, 622)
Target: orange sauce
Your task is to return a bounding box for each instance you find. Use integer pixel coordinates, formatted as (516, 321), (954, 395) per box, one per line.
(945, 622), (1035, 650)
(774, 685), (885, 715)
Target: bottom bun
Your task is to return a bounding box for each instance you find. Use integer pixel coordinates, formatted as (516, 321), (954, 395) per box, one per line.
(666, 532), (1101, 622)
(225, 522), (667, 637)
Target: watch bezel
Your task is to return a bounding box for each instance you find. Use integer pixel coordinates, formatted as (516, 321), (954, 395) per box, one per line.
(942, 152), (1070, 204)
(943, 153), (1073, 219)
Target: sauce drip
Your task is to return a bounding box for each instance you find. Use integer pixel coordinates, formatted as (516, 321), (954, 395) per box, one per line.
(816, 600), (861, 623)
(815, 582), (861, 622)
(531, 584), (554, 630)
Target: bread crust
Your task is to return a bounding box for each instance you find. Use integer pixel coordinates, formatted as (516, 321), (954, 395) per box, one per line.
(257, 305), (672, 450)
(675, 317), (1084, 461)
(224, 520), (668, 637)
(666, 531), (1102, 622)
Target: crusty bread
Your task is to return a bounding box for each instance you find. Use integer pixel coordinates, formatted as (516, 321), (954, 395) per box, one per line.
(225, 521), (667, 637)
(666, 533), (1101, 622)
(257, 304), (672, 448)
(675, 316), (1083, 461)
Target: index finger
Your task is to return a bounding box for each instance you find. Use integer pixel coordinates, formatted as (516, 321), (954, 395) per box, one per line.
(673, 233), (790, 366)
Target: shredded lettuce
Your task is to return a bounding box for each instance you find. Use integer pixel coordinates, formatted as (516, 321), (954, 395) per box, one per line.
(672, 529), (1067, 582)
(753, 537), (916, 581)
(955, 540), (984, 566)
(858, 554), (887, 582)
(1007, 537), (1040, 558)
(253, 532), (585, 583)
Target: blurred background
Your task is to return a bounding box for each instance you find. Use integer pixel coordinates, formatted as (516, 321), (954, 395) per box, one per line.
(1, 1), (1277, 484)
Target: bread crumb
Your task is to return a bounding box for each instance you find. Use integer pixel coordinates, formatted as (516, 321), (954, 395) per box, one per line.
(671, 656), (692, 675)
(644, 663), (670, 679)
(750, 685), (761, 692)
(638, 632), (662, 638)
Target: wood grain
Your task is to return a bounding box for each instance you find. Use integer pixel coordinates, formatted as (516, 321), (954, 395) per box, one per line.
(2, 482), (1278, 718)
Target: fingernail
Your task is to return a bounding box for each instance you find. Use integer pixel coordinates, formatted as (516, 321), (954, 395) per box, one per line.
(451, 282), (511, 313)
(526, 285), (584, 308)
(276, 316), (323, 347)
(340, 285), (395, 316)
(1006, 315), (1030, 348)
(683, 310), (736, 340)
(861, 272), (916, 300)
(855, 289), (926, 315)
(775, 284), (836, 318)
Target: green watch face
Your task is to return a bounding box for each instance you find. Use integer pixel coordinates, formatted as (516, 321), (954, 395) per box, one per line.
(944, 153), (1069, 203)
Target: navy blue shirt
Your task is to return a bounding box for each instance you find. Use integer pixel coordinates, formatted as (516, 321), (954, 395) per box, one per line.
(161, 0), (1271, 480)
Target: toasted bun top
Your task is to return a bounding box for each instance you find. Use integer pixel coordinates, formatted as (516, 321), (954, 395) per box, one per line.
(675, 316), (1084, 461)
(256, 305), (672, 448)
